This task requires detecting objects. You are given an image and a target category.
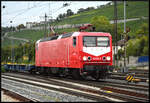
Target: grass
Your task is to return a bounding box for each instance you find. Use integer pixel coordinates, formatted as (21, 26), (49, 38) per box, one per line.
(2, 37), (23, 48)
(7, 30), (45, 41)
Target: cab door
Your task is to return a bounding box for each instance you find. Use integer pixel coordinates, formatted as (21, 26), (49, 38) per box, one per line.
(69, 36), (80, 68)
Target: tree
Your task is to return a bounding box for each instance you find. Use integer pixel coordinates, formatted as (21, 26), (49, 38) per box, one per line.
(91, 16), (111, 32)
(77, 8), (85, 13)
(62, 13), (66, 18)
(85, 7), (95, 11)
(90, 16), (123, 44)
(136, 23), (148, 38)
(126, 39), (137, 56)
(58, 14), (63, 20)
(1, 46), (11, 62)
(142, 46), (148, 56)
(17, 24), (25, 31)
(66, 9), (74, 16)
(141, 35), (148, 56)
(126, 35), (148, 56)
(56, 17), (60, 21)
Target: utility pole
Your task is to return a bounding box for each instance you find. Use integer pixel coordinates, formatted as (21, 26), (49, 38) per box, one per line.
(48, 2), (50, 37)
(114, 1), (118, 67)
(10, 21), (14, 69)
(45, 13), (47, 38)
(11, 38), (13, 64)
(124, 1), (126, 33)
(40, 13), (51, 38)
(124, 1), (127, 72)
(48, 2), (53, 37)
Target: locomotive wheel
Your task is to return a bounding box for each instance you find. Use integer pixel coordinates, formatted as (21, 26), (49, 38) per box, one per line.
(72, 69), (83, 80)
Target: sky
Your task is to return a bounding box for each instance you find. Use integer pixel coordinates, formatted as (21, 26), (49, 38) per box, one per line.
(1, 1), (110, 27)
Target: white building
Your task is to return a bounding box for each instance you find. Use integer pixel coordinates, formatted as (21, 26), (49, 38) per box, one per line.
(26, 22), (39, 29)
(26, 22), (33, 29)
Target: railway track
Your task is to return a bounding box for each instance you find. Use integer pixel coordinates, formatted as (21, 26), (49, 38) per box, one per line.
(2, 76), (96, 102)
(2, 72), (149, 102)
(109, 75), (149, 82)
(117, 69), (149, 75)
(110, 72), (149, 78)
(109, 68), (149, 83)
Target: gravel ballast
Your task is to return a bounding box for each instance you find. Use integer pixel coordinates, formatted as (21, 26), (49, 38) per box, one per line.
(2, 78), (96, 102)
(1, 90), (20, 102)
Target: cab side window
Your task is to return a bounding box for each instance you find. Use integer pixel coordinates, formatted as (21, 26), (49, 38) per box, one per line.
(73, 37), (76, 47)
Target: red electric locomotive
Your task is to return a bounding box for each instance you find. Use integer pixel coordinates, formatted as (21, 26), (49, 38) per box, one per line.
(35, 32), (112, 80)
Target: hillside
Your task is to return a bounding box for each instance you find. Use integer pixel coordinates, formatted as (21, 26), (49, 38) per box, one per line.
(51, 1), (148, 25)
(2, 1), (149, 47)
(2, 28), (78, 47)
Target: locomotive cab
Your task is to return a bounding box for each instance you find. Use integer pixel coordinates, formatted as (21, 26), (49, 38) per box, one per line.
(77, 32), (113, 80)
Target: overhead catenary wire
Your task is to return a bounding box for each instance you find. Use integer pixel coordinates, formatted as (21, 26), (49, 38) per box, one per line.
(3, 2), (72, 27)
(2, 2), (41, 16)
(3, 2), (48, 25)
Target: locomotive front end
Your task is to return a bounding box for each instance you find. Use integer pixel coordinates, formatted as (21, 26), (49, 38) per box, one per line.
(79, 32), (113, 79)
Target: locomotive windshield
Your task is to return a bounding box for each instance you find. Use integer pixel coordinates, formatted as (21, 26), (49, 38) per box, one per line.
(83, 36), (109, 47)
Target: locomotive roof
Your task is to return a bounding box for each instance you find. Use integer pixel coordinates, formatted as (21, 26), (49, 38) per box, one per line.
(39, 32), (73, 42)
(37, 32), (111, 43)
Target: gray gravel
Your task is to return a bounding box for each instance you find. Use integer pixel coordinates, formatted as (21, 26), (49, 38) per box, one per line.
(1, 90), (21, 102)
(2, 78), (96, 102)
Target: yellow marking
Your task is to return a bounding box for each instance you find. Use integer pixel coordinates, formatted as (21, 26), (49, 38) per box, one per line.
(105, 91), (112, 93)
(126, 75), (130, 80)
(7, 62), (12, 64)
(128, 76), (133, 81)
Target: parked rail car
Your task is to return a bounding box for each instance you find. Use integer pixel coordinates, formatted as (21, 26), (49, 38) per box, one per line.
(34, 32), (113, 80)
(3, 64), (35, 72)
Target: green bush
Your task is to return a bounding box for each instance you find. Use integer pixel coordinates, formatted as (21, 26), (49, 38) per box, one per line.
(1, 66), (5, 73)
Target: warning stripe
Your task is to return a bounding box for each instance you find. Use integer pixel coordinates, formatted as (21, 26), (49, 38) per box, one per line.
(128, 76), (133, 81)
(126, 75), (131, 80)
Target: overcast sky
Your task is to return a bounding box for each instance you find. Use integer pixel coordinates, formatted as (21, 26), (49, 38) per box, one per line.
(1, 1), (110, 27)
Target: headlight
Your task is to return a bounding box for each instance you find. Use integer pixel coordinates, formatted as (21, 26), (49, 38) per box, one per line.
(83, 56), (87, 61)
(106, 56), (111, 61)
